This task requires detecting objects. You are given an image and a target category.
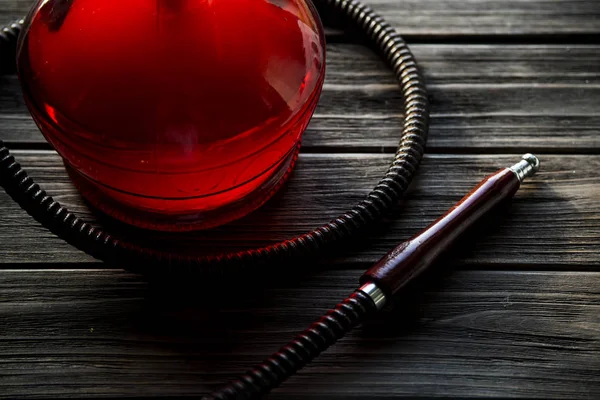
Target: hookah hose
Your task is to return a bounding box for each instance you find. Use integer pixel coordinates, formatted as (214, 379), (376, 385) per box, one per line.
(0, 1), (538, 399)
(0, 0), (429, 277)
(0, 1), (428, 396)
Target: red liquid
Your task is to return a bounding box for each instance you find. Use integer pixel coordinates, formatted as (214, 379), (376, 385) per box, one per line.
(17, 0), (326, 230)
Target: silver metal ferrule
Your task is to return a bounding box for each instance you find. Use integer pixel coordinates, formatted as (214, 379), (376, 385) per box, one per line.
(509, 153), (540, 182)
(359, 282), (387, 310)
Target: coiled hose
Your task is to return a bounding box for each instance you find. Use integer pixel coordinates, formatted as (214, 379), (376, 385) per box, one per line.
(0, 0), (429, 398)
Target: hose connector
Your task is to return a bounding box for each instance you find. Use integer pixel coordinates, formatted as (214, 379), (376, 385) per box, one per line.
(510, 153), (540, 183)
(359, 282), (387, 310)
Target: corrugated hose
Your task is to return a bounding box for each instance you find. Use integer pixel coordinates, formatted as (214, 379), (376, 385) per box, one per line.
(0, 1), (430, 398)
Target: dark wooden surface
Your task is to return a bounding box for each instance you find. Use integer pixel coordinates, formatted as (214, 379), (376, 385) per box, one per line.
(1, 0), (599, 399)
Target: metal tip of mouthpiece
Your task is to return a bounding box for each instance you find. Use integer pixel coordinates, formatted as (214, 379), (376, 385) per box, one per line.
(510, 153), (540, 182)
(522, 153), (540, 173)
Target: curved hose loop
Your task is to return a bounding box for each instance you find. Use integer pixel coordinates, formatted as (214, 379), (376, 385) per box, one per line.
(0, 0), (429, 277)
(0, 1), (429, 398)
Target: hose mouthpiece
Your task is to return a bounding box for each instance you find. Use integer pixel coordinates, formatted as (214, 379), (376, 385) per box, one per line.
(510, 153), (540, 182)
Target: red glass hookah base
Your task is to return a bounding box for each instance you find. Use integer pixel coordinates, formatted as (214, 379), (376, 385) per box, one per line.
(18, 0), (325, 228)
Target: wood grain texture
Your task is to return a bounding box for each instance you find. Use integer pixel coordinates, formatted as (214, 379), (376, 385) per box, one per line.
(3, 44), (599, 152)
(2, 0), (600, 36)
(0, 0), (29, 22)
(360, 0), (600, 36)
(1, 268), (599, 399)
(0, 151), (598, 267)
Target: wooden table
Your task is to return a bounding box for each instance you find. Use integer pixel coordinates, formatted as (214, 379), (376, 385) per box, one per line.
(2, 1), (599, 398)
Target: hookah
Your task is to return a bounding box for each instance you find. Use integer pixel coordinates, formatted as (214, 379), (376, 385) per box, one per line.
(0, 1), (539, 398)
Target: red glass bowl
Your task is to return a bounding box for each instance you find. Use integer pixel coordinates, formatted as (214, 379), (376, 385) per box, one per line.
(17, 0), (326, 231)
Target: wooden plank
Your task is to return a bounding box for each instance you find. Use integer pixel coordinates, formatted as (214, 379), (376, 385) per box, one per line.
(2, 0), (599, 36)
(3, 44), (600, 152)
(359, 0), (600, 36)
(0, 151), (598, 267)
(1, 268), (599, 399)
(320, 45), (600, 152)
(329, 44), (600, 85)
(0, 0), (29, 23)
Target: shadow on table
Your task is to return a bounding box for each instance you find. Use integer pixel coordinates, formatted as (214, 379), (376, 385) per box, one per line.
(120, 185), (527, 375)
(60, 173), (594, 397)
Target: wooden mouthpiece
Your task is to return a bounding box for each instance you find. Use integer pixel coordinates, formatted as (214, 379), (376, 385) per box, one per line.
(360, 154), (539, 299)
